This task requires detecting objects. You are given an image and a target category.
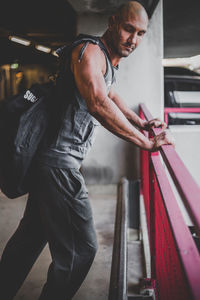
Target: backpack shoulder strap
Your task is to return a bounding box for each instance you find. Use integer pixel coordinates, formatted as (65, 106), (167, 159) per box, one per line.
(55, 34), (99, 57)
(56, 34), (111, 62)
(55, 34), (117, 83)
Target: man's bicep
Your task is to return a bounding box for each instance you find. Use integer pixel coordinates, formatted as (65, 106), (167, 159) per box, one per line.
(71, 46), (108, 111)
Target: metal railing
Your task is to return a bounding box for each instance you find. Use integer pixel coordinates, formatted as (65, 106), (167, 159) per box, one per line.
(109, 177), (128, 300)
(164, 107), (200, 126)
(139, 103), (200, 300)
(108, 178), (155, 300)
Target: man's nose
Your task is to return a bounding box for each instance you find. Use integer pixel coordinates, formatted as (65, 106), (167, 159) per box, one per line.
(128, 32), (137, 45)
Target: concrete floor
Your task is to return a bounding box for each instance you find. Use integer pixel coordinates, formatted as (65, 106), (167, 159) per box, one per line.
(0, 185), (117, 300)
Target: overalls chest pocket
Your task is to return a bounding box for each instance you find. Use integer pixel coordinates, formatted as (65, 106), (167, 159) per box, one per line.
(73, 110), (100, 146)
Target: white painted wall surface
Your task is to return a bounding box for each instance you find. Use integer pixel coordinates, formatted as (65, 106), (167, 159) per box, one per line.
(77, 1), (164, 183)
(169, 125), (200, 186)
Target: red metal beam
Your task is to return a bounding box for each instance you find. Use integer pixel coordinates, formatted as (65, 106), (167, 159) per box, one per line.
(164, 107), (200, 113)
(164, 107), (200, 125)
(139, 103), (200, 231)
(160, 145), (200, 230)
(151, 154), (200, 300)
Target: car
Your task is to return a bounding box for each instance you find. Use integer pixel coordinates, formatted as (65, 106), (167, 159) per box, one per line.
(164, 66), (200, 125)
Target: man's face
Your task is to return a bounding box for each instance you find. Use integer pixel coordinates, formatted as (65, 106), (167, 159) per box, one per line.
(110, 13), (148, 58)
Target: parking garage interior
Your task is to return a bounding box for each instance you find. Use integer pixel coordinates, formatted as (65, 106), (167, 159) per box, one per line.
(0, 1), (200, 299)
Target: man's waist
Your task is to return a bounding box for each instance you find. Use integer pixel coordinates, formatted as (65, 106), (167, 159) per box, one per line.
(35, 150), (82, 169)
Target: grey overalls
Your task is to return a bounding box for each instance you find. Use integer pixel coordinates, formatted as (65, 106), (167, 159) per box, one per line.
(0, 35), (117, 300)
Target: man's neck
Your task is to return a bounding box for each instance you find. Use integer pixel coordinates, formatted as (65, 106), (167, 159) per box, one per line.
(100, 31), (121, 67)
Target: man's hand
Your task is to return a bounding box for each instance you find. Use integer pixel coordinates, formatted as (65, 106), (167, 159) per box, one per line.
(150, 130), (175, 152)
(143, 118), (167, 131)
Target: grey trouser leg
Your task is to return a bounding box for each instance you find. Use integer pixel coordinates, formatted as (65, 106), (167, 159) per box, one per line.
(0, 163), (98, 300)
(0, 190), (47, 300)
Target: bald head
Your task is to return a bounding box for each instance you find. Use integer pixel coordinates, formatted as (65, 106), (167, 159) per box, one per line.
(102, 0), (149, 61)
(115, 1), (149, 25)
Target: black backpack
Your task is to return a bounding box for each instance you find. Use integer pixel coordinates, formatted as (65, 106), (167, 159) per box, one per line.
(0, 82), (54, 198)
(0, 34), (109, 199)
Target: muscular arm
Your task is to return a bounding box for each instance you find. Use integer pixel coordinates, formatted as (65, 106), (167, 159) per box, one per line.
(70, 44), (171, 151)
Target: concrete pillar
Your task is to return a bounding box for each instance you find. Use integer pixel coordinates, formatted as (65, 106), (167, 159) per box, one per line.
(77, 1), (164, 184)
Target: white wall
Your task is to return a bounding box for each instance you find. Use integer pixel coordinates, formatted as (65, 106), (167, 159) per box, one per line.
(169, 125), (200, 186)
(77, 1), (164, 184)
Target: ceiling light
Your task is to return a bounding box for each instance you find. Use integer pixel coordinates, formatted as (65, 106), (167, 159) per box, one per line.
(10, 63), (19, 69)
(35, 45), (51, 53)
(16, 71), (23, 78)
(52, 51), (59, 57)
(9, 36), (31, 46)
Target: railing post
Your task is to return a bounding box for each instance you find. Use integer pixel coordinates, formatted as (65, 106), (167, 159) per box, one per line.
(149, 158), (156, 280)
(164, 111), (168, 127)
(139, 107), (150, 232)
(148, 129), (159, 281)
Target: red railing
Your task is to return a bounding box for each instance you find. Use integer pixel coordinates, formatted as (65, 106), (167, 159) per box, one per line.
(139, 103), (200, 300)
(164, 107), (200, 126)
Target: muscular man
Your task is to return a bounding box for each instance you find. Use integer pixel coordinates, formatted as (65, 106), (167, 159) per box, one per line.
(0, 1), (174, 300)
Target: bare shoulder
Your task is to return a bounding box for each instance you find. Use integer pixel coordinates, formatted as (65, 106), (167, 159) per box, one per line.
(71, 42), (106, 74)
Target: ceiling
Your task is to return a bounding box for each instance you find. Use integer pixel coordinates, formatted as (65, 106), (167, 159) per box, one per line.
(0, 0), (199, 67)
(67, 0), (157, 16)
(0, 0), (77, 66)
(0, 0), (158, 67)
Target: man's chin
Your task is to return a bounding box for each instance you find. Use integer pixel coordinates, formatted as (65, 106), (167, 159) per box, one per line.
(120, 50), (134, 57)
(117, 46), (135, 57)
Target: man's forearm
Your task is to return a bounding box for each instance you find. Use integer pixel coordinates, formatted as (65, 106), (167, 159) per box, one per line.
(89, 96), (153, 150)
(124, 109), (145, 129)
